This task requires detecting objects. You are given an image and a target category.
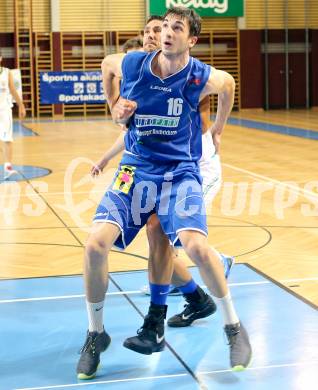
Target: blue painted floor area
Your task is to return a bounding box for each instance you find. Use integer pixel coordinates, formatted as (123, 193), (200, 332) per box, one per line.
(0, 123), (49, 182)
(13, 122), (37, 138)
(0, 265), (317, 390)
(0, 165), (51, 183)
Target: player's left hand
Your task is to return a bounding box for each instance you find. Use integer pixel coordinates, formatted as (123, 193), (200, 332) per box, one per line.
(212, 132), (221, 153)
(211, 124), (222, 153)
(19, 104), (26, 119)
(112, 97), (137, 124)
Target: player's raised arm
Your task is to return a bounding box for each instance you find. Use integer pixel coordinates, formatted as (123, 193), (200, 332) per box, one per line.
(199, 95), (212, 135)
(200, 67), (235, 151)
(201, 67), (235, 131)
(101, 53), (125, 109)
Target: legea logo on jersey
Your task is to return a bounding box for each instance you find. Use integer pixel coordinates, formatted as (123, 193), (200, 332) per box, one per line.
(150, 85), (172, 93)
(135, 114), (180, 128)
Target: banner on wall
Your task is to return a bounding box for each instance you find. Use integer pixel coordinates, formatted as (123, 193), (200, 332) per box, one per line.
(39, 71), (105, 104)
(149, 0), (244, 17)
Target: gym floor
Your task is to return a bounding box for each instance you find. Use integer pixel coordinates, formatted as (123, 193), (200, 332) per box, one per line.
(0, 109), (317, 389)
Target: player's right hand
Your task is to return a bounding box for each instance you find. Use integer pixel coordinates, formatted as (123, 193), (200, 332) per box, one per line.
(112, 97), (137, 124)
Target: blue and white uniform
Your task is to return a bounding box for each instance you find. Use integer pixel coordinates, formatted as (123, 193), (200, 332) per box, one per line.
(94, 51), (211, 248)
(199, 132), (222, 210)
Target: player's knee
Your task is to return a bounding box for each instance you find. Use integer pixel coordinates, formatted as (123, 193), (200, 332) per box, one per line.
(85, 238), (108, 267)
(183, 240), (199, 258)
(183, 241), (209, 266)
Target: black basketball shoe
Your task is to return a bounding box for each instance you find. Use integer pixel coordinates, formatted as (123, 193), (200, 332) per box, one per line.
(77, 329), (111, 380)
(123, 303), (167, 355)
(167, 285), (217, 327)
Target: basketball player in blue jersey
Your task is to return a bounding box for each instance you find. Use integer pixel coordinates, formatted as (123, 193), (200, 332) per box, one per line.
(77, 7), (251, 380)
(94, 16), (233, 324)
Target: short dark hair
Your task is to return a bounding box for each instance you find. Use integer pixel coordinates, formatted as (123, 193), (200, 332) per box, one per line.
(146, 15), (163, 25)
(163, 6), (201, 37)
(122, 37), (143, 53)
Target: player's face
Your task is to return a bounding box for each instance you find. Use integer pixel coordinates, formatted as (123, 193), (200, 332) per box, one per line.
(143, 20), (162, 52)
(161, 14), (197, 57)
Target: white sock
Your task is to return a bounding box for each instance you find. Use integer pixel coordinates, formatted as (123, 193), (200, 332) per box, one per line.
(214, 292), (240, 326)
(86, 300), (104, 333)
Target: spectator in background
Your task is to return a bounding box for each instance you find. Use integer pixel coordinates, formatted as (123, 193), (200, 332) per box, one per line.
(122, 36), (143, 53)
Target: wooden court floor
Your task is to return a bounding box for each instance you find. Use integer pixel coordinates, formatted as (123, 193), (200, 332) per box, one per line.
(0, 109), (317, 307)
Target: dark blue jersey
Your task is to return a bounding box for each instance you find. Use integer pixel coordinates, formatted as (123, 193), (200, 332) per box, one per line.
(120, 50), (211, 163)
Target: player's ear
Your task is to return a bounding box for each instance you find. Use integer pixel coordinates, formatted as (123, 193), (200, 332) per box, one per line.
(188, 36), (198, 49)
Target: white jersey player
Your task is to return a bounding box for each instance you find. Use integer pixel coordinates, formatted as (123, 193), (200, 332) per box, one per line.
(0, 53), (26, 179)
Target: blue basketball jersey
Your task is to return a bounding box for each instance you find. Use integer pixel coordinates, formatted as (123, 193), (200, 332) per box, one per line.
(120, 50), (211, 163)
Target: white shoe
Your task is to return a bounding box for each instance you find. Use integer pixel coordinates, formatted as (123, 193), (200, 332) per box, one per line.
(140, 285), (151, 295)
(4, 166), (18, 180)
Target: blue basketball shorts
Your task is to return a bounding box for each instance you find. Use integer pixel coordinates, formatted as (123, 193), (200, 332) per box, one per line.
(93, 153), (207, 249)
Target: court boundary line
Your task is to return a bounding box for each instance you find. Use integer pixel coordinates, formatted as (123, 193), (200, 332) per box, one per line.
(1, 261), (317, 311)
(244, 263), (318, 311)
(1, 277), (317, 304)
(14, 360), (318, 390)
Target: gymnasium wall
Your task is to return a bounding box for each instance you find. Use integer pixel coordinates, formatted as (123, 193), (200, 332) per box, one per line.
(245, 0), (318, 29)
(1, 0), (317, 111)
(2, 0), (317, 32)
(239, 30), (263, 109)
(240, 0), (318, 108)
(0, 0), (50, 32)
(312, 30), (318, 107)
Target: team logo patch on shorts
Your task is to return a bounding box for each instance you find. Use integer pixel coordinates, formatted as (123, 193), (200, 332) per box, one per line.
(112, 165), (136, 194)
